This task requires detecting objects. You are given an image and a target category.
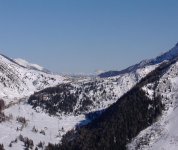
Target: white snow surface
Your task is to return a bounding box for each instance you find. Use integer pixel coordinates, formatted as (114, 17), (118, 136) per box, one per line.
(0, 100), (86, 149)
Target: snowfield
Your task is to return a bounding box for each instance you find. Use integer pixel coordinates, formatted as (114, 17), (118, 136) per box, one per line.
(0, 100), (87, 149)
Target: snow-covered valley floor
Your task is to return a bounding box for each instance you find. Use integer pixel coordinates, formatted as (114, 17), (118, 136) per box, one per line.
(0, 98), (87, 150)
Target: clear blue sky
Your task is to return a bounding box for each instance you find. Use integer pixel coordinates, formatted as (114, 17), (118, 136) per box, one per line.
(0, 0), (178, 73)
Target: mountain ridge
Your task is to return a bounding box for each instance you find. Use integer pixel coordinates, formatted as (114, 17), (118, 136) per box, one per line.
(99, 43), (178, 78)
(0, 54), (65, 104)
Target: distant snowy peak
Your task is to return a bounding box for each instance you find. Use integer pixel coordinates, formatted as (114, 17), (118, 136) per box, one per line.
(14, 58), (50, 73)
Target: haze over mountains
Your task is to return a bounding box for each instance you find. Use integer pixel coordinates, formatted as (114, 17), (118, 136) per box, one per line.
(0, 43), (178, 149)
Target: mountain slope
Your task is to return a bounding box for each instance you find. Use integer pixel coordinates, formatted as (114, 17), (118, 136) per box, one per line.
(45, 45), (178, 150)
(0, 54), (65, 104)
(127, 57), (178, 150)
(0, 54), (159, 150)
(48, 55), (177, 150)
(28, 64), (158, 116)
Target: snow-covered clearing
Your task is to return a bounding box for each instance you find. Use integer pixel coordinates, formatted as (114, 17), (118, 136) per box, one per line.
(0, 99), (87, 149)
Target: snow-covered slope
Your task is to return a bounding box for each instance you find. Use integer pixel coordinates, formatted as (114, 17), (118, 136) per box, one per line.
(0, 54), (65, 104)
(127, 58), (178, 150)
(0, 101), (87, 150)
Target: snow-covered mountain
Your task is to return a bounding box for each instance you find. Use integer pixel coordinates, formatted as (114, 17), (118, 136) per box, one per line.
(0, 53), (159, 149)
(28, 63), (158, 116)
(127, 57), (178, 150)
(0, 52), (159, 149)
(0, 54), (65, 104)
(0, 43), (178, 149)
(52, 45), (178, 150)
